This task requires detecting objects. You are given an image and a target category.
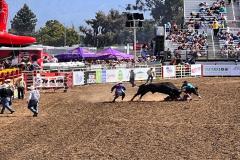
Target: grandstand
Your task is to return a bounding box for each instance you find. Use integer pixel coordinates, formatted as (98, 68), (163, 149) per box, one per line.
(165, 0), (240, 62)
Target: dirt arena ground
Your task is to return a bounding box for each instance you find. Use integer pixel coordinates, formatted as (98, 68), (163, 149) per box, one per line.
(0, 77), (239, 160)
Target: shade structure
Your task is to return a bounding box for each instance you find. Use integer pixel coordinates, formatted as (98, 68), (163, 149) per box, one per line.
(55, 47), (97, 62)
(96, 48), (134, 60)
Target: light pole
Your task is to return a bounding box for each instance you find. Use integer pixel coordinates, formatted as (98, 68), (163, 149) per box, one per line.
(133, 21), (137, 62)
(126, 12), (144, 62)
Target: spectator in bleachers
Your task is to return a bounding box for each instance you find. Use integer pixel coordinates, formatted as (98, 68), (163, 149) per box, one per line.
(212, 20), (220, 36)
(140, 44), (148, 61)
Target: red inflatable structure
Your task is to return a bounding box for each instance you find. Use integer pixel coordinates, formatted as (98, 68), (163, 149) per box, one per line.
(0, 0), (36, 46)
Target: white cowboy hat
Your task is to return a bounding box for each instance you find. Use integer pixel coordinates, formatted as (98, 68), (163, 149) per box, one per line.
(118, 80), (123, 84)
(4, 79), (11, 82)
(1, 84), (8, 88)
(28, 86), (35, 90)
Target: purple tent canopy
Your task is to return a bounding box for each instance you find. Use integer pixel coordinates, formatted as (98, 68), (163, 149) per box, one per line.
(96, 48), (134, 60)
(55, 47), (97, 61)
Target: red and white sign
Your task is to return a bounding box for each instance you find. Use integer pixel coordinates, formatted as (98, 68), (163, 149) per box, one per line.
(191, 64), (202, 76)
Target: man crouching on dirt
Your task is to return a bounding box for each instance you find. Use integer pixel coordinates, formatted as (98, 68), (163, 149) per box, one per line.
(27, 86), (40, 117)
(111, 81), (126, 102)
(181, 81), (201, 101)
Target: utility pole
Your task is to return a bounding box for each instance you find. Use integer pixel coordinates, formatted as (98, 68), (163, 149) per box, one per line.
(133, 21), (137, 62)
(125, 12), (144, 62)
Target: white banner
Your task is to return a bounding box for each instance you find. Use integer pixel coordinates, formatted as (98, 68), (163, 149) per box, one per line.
(106, 69), (118, 83)
(116, 69), (130, 82)
(73, 71), (85, 85)
(134, 68), (149, 80)
(203, 65), (231, 76)
(33, 76), (65, 88)
(163, 66), (176, 78)
(191, 64), (202, 76)
(230, 65), (240, 76)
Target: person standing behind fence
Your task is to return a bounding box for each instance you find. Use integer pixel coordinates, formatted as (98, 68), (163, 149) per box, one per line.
(0, 84), (15, 114)
(146, 68), (155, 84)
(16, 78), (25, 99)
(129, 69), (136, 87)
(27, 86), (40, 117)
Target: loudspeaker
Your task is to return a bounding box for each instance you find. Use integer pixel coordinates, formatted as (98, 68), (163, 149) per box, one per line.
(155, 36), (164, 54)
(126, 21), (134, 27)
(126, 13), (133, 21)
(138, 21), (143, 27)
(133, 13), (144, 20)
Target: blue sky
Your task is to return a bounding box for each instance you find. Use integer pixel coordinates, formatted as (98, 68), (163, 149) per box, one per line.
(6, 0), (150, 30)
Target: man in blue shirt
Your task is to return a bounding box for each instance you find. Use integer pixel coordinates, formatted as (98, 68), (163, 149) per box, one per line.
(111, 82), (126, 102)
(181, 81), (201, 101)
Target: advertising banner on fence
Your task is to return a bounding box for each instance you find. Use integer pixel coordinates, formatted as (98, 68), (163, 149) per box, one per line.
(102, 70), (107, 83)
(73, 71), (84, 85)
(134, 68), (149, 80)
(191, 64), (202, 76)
(116, 69), (130, 82)
(203, 65), (231, 76)
(84, 71), (96, 84)
(96, 69), (102, 83)
(106, 69), (117, 83)
(163, 66), (176, 78)
(33, 76), (65, 88)
(230, 65), (240, 76)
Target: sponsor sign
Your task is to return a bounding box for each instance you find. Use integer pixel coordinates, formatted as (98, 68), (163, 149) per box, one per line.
(191, 64), (202, 76)
(84, 71), (96, 84)
(96, 69), (102, 83)
(106, 69), (118, 83)
(134, 68), (149, 80)
(73, 71), (84, 85)
(203, 65), (231, 76)
(117, 69), (130, 82)
(102, 70), (107, 83)
(33, 76), (65, 88)
(163, 66), (176, 78)
(230, 65), (240, 76)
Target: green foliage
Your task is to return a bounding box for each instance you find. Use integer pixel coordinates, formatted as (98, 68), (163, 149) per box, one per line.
(36, 20), (80, 47)
(79, 9), (154, 47)
(10, 4), (37, 35)
(135, 0), (184, 25)
(80, 10), (130, 47)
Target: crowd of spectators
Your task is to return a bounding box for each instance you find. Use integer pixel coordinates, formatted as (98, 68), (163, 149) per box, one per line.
(217, 29), (240, 58)
(186, 0), (227, 31)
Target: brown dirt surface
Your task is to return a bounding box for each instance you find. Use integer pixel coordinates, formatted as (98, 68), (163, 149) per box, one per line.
(0, 77), (240, 160)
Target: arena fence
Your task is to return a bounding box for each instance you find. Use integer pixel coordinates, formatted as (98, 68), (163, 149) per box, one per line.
(28, 64), (202, 88)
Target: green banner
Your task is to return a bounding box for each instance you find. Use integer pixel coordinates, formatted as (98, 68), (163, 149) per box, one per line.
(96, 69), (102, 83)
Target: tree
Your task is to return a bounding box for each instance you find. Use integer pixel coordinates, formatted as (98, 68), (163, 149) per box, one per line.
(80, 10), (146, 47)
(134, 0), (184, 25)
(36, 20), (80, 47)
(10, 4), (37, 35)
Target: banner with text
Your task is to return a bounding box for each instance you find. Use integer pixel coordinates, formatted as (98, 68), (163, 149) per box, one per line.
(73, 71), (85, 85)
(163, 66), (176, 78)
(191, 64), (202, 76)
(33, 76), (65, 88)
(84, 71), (97, 84)
(203, 65), (232, 76)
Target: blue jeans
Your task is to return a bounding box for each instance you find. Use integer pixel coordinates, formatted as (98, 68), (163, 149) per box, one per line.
(28, 100), (38, 114)
(1, 97), (14, 113)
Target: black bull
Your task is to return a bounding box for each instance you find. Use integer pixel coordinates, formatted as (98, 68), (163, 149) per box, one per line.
(131, 82), (182, 101)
